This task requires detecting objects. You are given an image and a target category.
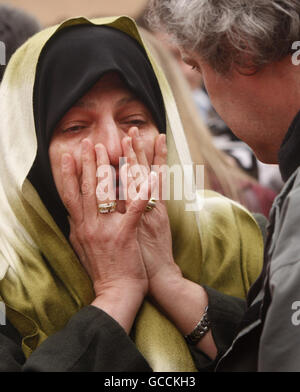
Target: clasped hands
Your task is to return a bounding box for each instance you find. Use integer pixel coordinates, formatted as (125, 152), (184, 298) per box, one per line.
(60, 127), (182, 331)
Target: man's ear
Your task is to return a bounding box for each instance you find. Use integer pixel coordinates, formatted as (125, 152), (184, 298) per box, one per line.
(233, 49), (262, 75)
(234, 65), (260, 76)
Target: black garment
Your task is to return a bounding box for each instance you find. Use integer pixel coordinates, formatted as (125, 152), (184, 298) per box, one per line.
(29, 24), (166, 237)
(0, 306), (152, 372)
(0, 305), (210, 372)
(200, 110), (300, 372)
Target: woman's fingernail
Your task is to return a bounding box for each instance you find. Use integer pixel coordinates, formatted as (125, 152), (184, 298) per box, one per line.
(127, 167), (133, 178)
(162, 135), (167, 153)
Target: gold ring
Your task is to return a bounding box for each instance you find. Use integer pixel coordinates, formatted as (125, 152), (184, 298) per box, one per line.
(98, 201), (117, 214)
(145, 198), (157, 212)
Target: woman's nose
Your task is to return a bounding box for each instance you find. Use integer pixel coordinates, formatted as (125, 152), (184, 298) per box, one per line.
(92, 121), (123, 166)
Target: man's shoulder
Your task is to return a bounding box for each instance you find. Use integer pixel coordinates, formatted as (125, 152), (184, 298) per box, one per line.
(272, 167), (300, 210)
(269, 167), (300, 273)
(293, 167), (300, 186)
(282, 167), (300, 206)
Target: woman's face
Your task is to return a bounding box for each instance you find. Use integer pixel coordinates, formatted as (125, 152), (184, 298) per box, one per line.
(49, 72), (160, 202)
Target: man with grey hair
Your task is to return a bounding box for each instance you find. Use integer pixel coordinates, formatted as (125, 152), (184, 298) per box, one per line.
(0, 4), (40, 82)
(147, 0), (300, 371)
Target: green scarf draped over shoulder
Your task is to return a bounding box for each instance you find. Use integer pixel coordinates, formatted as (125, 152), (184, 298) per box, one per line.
(0, 16), (263, 371)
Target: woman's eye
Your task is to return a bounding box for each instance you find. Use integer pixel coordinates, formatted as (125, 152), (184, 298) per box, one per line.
(122, 118), (147, 127)
(62, 125), (86, 134)
(128, 120), (146, 126)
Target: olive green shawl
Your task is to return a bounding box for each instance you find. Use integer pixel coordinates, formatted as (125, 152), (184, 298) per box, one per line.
(0, 16), (263, 371)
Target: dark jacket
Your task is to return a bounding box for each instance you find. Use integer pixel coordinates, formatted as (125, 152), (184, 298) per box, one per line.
(204, 110), (300, 372)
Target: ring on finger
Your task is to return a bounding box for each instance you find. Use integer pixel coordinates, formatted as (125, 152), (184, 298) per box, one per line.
(145, 197), (157, 212)
(98, 201), (117, 214)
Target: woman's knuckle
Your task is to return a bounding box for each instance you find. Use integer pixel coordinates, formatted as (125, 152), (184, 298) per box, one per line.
(116, 233), (128, 247)
(63, 192), (73, 208)
(128, 204), (143, 217)
(73, 226), (82, 243)
(69, 232), (75, 244)
(99, 232), (111, 244)
(81, 181), (92, 197)
(84, 228), (96, 243)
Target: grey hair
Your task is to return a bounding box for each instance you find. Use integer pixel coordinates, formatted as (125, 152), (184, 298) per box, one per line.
(146, 0), (300, 74)
(0, 4), (40, 81)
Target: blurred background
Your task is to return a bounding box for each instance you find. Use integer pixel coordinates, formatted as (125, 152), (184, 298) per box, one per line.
(0, 0), (148, 26)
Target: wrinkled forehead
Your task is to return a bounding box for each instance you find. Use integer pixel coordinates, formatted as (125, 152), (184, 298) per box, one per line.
(64, 71), (145, 113)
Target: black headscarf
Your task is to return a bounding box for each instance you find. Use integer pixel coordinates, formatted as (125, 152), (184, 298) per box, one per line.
(29, 24), (166, 237)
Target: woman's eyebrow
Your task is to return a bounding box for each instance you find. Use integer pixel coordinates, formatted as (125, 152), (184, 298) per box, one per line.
(73, 100), (97, 109)
(115, 95), (139, 107)
(72, 95), (139, 110)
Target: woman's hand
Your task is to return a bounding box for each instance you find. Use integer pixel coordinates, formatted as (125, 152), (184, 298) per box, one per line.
(122, 128), (182, 298)
(122, 129), (218, 359)
(60, 138), (152, 332)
